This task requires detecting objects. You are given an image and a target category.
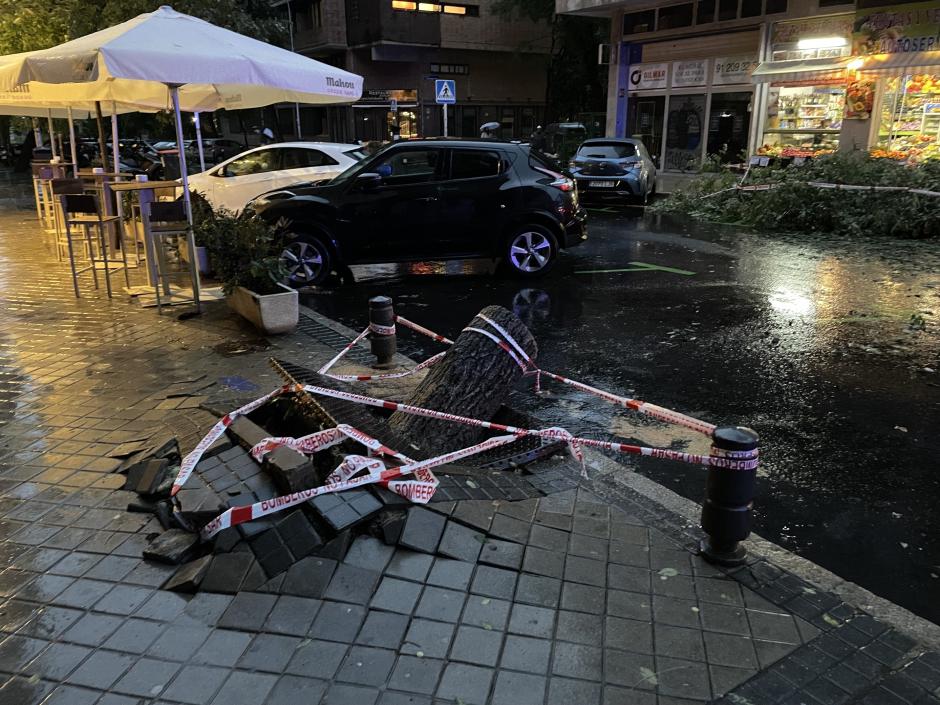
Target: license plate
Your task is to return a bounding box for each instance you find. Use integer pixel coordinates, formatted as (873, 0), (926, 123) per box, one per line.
(588, 180), (616, 188)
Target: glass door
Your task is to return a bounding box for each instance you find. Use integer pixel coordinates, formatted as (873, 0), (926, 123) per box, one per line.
(707, 91), (752, 162)
(627, 96), (665, 163)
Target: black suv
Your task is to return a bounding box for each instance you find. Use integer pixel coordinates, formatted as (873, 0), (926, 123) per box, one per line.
(250, 139), (587, 286)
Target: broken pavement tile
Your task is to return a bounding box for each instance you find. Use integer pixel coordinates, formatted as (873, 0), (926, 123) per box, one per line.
(163, 555), (212, 592)
(239, 558), (270, 591)
(263, 446), (316, 493)
(227, 416), (270, 451)
(315, 531), (354, 562)
(376, 510), (407, 546)
(199, 552), (256, 594)
(124, 458), (169, 495)
(437, 520), (485, 563)
(275, 510), (323, 560)
(143, 529), (198, 565)
(399, 507), (447, 555)
(280, 556), (337, 598)
(309, 489), (382, 532)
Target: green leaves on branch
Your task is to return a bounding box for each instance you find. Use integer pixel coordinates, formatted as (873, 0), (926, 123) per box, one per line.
(651, 152), (940, 240)
(0, 0), (287, 54)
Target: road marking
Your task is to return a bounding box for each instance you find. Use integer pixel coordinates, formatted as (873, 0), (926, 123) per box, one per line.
(574, 261), (696, 276)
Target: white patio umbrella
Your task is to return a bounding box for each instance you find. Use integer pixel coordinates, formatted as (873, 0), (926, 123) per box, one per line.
(0, 5), (362, 309)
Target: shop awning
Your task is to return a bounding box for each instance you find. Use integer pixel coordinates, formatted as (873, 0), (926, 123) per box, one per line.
(751, 57), (853, 84)
(857, 50), (940, 76)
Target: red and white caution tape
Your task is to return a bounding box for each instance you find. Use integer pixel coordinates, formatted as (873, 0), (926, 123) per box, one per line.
(170, 384), (297, 497)
(199, 432), (515, 539)
(300, 384), (757, 471)
(369, 321), (396, 336)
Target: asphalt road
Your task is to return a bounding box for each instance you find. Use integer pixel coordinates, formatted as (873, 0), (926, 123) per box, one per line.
(303, 205), (940, 625)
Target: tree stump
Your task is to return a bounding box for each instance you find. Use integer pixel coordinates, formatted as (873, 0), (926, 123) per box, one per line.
(388, 305), (537, 456)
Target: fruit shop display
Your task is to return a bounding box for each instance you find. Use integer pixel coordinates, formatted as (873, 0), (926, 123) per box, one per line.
(878, 73), (940, 155)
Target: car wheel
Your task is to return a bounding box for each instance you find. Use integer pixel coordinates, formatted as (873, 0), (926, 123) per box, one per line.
(281, 235), (332, 287)
(504, 225), (558, 277)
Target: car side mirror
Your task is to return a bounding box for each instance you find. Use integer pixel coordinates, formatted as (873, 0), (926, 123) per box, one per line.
(356, 172), (382, 190)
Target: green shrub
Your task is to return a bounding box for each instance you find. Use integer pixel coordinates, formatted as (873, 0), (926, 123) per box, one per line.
(652, 152), (940, 239)
(195, 197), (291, 295)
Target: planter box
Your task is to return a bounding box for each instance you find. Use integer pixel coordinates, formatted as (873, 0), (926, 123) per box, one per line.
(227, 283), (298, 335)
(179, 239), (212, 275)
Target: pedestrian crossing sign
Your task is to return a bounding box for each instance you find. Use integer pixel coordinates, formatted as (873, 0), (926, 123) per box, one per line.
(435, 79), (456, 104)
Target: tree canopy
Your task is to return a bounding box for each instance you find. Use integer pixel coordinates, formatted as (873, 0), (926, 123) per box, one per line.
(0, 0), (287, 54)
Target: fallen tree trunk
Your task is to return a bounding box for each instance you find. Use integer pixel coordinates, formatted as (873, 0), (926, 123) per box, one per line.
(388, 305), (537, 456)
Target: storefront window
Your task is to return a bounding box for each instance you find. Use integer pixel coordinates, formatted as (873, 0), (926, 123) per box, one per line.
(760, 85), (844, 156)
(707, 92), (752, 161)
(877, 74), (940, 161)
(659, 3), (693, 30)
(696, 0), (715, 23)
(624, 9), (655, 34)
(664, 94), (706, 170)
(718, 0), (737, 21)
(740, 0), (761, 18)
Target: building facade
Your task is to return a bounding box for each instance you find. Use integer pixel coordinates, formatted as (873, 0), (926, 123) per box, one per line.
(557, 0), (940, 188)
(253, 0), (552, 143)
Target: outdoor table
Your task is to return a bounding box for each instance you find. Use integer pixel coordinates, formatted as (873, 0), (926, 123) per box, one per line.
(109, 179), (195, 306)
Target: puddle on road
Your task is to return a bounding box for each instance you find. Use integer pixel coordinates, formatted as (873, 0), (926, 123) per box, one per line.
(213, 339), (271, 357)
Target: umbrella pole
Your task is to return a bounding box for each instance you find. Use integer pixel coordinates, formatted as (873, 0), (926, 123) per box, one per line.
(194, 112), (206, 173)
(111, 103), (130, 287)
(67, 107), (78, 177)
(94, 102), (107, 170)
(170, 84), (202, 313)
(46, 110), (57, 160)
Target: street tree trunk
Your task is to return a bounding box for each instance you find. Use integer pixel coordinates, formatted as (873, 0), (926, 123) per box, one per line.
(388, 305), (537, 456)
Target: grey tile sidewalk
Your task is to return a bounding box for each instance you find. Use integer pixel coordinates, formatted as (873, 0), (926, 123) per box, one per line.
(0, 209), (937, 705)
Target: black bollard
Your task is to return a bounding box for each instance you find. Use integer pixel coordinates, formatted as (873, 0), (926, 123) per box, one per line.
(699, 426), (760, 566)
(369, 296), (397, 369)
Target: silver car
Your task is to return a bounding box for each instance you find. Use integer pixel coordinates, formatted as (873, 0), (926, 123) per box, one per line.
(569, 138), (657, 204)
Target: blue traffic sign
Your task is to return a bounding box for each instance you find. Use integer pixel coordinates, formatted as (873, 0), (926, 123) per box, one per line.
(435, 79), (456, 104)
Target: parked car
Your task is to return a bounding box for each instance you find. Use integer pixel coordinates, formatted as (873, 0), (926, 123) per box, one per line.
(568, 138), (656, 203)
(249, 139), (587, 286)
(187, 142), (366, 213)
(187, 138), (244, 163)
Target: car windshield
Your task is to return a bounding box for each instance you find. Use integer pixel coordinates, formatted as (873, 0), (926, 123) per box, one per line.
(578, 142), (637, 159)
(344, 148), (368, 161)
(330, 143), (395, 184)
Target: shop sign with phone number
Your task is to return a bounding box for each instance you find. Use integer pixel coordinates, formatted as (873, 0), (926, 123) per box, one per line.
(713, 57), (759, 85)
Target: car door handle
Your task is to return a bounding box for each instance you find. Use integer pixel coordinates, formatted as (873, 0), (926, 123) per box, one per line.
(438, 186), (461, 193)
(415, 196), (438, 202)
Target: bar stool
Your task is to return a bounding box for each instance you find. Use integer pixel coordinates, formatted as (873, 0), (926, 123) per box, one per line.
(50, 179), (86, 262)
(60, 193), (126, 298)
(147, 201), (193, 312)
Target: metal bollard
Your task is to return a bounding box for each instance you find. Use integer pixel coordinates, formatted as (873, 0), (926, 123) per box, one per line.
(369, 295), (397, 369)
(699, 426), (760, 566)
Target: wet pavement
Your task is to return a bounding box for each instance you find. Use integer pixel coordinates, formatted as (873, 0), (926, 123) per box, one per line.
(0, 197), (939, 705)
(303, 206), (940, 626)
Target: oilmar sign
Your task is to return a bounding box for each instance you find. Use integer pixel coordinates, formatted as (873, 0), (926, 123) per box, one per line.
(854, 3), (940, 54)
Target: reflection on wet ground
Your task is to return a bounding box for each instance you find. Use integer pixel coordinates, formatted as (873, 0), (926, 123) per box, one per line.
(304, 208), (940, 624)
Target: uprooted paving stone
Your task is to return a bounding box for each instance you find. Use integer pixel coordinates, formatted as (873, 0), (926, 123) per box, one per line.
(126, 379), (575, 597)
